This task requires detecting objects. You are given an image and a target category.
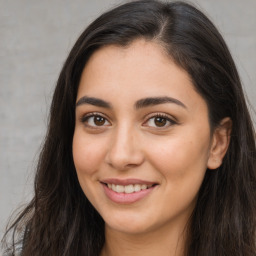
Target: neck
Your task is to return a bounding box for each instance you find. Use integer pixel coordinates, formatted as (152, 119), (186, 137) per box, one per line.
(100, 221), (188, 256)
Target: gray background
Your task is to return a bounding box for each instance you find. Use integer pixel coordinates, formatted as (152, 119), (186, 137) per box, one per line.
(1, 0), (255, 242)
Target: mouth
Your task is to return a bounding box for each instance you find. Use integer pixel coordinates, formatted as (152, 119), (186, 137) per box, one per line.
(100, 179), (158, 204)
(103, 183), (156, 194)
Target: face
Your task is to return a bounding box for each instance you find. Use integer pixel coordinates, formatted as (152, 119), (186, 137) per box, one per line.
(73, 40), (215, 235)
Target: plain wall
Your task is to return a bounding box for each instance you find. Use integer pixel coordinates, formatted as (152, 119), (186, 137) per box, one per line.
(1, 0), (255, 243)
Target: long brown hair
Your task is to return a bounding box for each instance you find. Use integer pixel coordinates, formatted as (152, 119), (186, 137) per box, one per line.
(2, 1), (256, 255)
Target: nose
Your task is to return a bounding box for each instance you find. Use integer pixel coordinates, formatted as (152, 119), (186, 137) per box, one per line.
(105, 124), (144, 171)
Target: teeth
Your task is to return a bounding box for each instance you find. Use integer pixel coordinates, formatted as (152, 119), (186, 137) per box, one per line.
(107, 183), (153, 193)
(125, 184), (134, 194)
(141, 184), (147, 190)
(116, 185), (125, 193)
(134, 184), (141, 192)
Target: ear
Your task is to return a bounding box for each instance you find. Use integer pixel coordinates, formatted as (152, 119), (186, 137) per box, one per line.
(207, 117), (232, 170)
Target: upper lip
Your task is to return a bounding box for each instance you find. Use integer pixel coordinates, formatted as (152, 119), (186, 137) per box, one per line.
(101, 178), (158, 186)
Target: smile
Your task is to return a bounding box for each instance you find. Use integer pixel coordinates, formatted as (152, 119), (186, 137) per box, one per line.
(101, 179), (158, 204)
(106, 183), (154, 193)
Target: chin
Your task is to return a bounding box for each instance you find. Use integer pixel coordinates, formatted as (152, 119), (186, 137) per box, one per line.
(103, 211), (159, 235)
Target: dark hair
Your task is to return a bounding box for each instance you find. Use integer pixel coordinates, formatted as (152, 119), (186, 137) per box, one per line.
(2, 0), (256, 255)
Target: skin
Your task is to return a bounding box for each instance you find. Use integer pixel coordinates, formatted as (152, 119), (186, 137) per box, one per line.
(73, 39), (231, 256)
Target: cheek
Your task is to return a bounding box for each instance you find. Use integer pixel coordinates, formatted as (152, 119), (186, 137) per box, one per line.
(146, 133), (210, 182)
(72, 131), (109, 206)
(72, 131), (106, 177)
(146, 135), (210, 217)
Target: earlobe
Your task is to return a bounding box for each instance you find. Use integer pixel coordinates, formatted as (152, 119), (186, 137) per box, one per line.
(207, 117), (232, 170)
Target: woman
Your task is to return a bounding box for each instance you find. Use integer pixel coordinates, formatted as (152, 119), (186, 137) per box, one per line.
(2, 0), (256, 255)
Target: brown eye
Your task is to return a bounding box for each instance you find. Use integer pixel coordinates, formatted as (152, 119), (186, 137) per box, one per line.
(154, 117), (167, 127)
(145, 114), (176, 128)
(82, 114), (110, 127)
(94, 116), (106, 126)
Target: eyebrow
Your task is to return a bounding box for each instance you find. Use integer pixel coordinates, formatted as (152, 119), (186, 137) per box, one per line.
(76, 96), (187, 109)
(135, 96), (187, 109)
(76, 96), (111, 108)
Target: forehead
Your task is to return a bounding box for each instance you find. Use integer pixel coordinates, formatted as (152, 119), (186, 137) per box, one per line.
(77, 39), (207, 113)
(85, 40), (173, 75)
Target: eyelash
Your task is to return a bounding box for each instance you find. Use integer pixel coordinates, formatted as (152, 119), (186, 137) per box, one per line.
(143, 113), (177, 128)
(80, 112), (111, 128)
(80, 112), (177, 129)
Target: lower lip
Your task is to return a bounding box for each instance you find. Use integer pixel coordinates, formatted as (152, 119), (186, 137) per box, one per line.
(102, 184), (156, 204)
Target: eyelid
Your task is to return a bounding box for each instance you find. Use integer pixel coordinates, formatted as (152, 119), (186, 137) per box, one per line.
(142, 112), (178, 128)
(78, 111), (178, 129)
(80, 112), (111, 127)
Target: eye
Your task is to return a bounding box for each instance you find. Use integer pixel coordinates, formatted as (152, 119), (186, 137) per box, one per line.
(144, 114), (176, 128)
(81, 114), (110, 127)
